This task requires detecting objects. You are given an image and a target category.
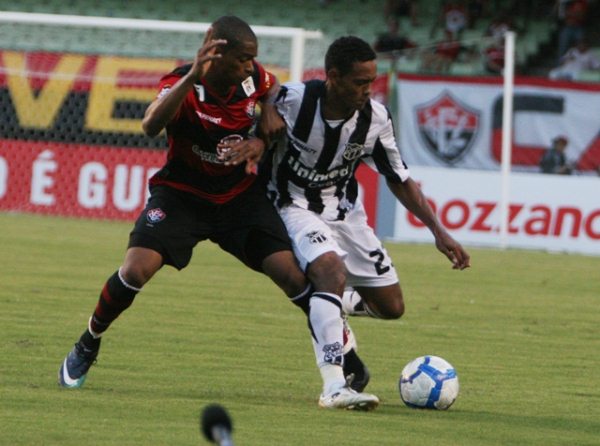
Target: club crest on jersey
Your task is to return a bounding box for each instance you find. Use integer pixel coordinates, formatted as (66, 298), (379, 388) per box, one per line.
(241, 76), (256, 97)
(307, 230), (328, 244)
(415, 91), (480, 163)
(343, 142), (364, 161)
(245, 100), (256, 118)
(146, 208), (166, 224)
(217, 134), (243, 162)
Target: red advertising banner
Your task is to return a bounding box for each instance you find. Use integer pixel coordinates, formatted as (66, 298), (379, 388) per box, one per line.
(0, 140), (164, 220)
(0, 139), (381, 225)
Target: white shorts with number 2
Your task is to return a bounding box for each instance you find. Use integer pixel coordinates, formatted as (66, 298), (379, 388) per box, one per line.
(278, 201), (399, 288)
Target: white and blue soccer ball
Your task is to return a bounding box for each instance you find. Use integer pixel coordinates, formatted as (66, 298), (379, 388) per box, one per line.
(399, 355), (459, 410)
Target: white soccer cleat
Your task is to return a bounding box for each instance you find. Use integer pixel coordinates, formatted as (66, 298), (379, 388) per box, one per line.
(318, 386), (379, 411)
(342, 288), (369, 317)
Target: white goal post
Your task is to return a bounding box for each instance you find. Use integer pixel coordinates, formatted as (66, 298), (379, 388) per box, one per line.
(499, 31), (516, 249)
(0, 11), (324, 82)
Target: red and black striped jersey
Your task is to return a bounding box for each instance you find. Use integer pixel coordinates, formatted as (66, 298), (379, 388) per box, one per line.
(149, 61), (275, 203)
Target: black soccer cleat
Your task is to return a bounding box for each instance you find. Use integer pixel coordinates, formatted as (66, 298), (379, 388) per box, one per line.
(58, 339), (101, 388)
(343, 348), (371, 393)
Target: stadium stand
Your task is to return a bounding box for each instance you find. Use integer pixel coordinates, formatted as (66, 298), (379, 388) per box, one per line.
(0, 0), (596, 78)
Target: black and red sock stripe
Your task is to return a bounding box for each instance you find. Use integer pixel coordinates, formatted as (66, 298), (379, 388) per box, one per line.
(90, 270), (140, 335)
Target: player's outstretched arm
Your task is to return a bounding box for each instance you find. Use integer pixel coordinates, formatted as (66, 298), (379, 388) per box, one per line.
(142, 28), (226, 137)
(387, 178), (471, 270)
(223, 81), (286, 174)
(257, 81), (286, 148)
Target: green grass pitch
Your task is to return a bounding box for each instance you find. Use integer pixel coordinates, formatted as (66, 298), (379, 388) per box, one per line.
(1, 212), (599, 445)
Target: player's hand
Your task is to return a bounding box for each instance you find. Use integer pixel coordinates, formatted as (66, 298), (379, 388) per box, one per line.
(190, 27), (227, 81)
(220, 137), (266, 175)
(434, 229), (471, 270)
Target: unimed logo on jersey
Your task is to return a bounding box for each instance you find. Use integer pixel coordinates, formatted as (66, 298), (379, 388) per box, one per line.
(416, 91), (480, 163)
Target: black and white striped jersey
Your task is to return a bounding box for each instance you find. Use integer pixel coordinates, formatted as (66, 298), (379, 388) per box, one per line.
(266, 80), (410, 221)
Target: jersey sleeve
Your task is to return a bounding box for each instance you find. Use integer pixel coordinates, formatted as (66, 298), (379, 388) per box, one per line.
(274, 82), (304, 128)
(366, 106), (410, 183)
(253, 61), (277, 100)
(155, 71), (186, 121)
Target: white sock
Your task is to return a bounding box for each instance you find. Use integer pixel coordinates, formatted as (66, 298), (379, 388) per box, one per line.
(319, 363), (346, 395)
(308, 292), (344, 366)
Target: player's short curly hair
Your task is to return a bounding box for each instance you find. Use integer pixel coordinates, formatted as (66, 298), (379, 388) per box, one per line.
(325, 36), (376, 76)
(211, 16), (256, 51)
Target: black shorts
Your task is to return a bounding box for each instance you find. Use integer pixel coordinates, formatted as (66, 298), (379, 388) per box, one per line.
(128, 182), (292, 272)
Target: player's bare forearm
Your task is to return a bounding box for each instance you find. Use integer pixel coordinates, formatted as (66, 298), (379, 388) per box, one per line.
(142, 75), (196, 137)
(257, 81), (286, 147)
(387, 178), (471, 270)
(263, 78), (281, 105)
(142, 31), (226, 137)
(387, 178), (439, 232)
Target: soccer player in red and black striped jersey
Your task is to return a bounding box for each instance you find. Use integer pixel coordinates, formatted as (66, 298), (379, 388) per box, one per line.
(57, 17), (371, 404)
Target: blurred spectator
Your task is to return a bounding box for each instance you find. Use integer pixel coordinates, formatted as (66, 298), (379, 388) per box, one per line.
(549, 38), (600, 80)
(467, 0), (488, 28)
(430, 0), (468, 39)
(483, 38), (505, 75)
(539, 136), (573, 174)
(554, 0), (573, 24)
(421, 30), (471, 73)
(373, 18), (418, 54)
(556, 0), (589, 58)
(508, 0), (538, 28)
(485, 12), (514, 41)
(384, 0), (419, 27)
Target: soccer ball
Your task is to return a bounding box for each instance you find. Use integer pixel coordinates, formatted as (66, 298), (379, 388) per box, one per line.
(399, 355), (459, 410)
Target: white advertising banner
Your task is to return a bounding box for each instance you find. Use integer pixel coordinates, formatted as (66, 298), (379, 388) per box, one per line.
(390, 166), (600, 256)
(396, 75), (600, 172)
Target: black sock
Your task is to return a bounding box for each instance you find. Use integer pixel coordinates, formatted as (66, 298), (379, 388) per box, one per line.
(289, 284), (313, 315)
(89, 270), (139, 335)
(79, 329), (101, 351)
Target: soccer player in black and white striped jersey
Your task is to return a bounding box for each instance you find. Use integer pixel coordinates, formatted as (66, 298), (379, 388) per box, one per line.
(229, 36), (471, 409)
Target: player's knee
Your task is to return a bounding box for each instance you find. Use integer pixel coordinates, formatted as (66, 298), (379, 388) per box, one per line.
(121, 248), (162, 287)
(307, 252), (346, 294)
(383, 298), (405, 319)
(120, 263), (156, 288)
(369, 293), (404, 319)
(119, 267), (145, 288)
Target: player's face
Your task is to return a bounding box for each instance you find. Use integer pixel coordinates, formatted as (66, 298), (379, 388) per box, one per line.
(331, 60), (377, 111)
(215, 39), (257, 85)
